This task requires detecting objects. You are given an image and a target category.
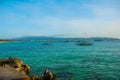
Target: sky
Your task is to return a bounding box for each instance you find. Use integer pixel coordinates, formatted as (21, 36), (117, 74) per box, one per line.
(0, 0), (120, 39)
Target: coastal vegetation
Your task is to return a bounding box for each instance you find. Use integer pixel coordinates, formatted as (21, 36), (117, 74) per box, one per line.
(0, 39), (15, 42)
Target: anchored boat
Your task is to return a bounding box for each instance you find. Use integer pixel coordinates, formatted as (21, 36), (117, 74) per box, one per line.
(76, 41), (93, 46)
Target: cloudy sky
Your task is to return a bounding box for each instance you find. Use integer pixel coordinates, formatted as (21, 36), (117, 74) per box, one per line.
(0, 0), (120, 38)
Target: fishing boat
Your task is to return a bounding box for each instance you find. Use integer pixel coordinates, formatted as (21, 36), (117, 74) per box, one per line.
(76, 41), (93, 46)
(94, 39), (103, 42)
(42, 41), (52, 45)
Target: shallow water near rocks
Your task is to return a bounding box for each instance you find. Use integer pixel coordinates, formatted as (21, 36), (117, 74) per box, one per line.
(0, 41), (120, 80)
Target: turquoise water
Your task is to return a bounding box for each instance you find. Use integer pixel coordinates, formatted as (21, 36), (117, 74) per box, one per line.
(0, 41), (120, 80)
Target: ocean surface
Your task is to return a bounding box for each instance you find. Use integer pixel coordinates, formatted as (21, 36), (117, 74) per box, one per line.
(0, 40), (120, 80)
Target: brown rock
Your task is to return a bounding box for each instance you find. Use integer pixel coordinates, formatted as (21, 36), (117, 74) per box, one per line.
(30, 75), (42, 80)
(0, 57), (56, 80)
(21, 64), (30, 75)
(0, 66), (29, 80)
(0, 57), (30, 75)
(43, 69), (55, 80)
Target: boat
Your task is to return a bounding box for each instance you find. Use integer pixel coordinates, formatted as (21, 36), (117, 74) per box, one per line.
(94, 39), (103, 42)
(42, 41), (52, 45)
(76, 41), (93, 46)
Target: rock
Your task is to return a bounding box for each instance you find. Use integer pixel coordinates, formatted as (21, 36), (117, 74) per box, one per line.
(0, 57), (30, 75)
(43, 69), (56, 80)
(0, 57), (56, 80)
(0, 66), (30, 80)
(21, 64), (30, 75)
(30, 75), (42, 80)
(8, 57), (23, 68)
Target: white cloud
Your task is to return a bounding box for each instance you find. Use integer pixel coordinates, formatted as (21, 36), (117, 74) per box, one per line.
(0, 0), (120, 38)
(30, 15), (120, 38)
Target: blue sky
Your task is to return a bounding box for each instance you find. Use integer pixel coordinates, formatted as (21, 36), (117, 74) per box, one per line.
(0, 0), (120, 38)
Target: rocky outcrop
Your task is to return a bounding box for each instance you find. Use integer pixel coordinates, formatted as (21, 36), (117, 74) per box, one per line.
(0, 57), (55, 80)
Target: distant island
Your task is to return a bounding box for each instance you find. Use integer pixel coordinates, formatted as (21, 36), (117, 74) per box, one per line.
(0, 36), (120, 42)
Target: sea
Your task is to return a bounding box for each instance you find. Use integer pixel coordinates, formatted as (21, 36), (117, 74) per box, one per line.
(0, 40), (120, 80)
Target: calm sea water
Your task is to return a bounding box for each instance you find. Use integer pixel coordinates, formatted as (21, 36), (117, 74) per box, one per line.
(0, 41), (120, 80)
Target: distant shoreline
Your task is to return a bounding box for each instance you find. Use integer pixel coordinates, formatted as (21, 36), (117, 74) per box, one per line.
(0, 37), (120, 43)
(0, 40), (17, 43)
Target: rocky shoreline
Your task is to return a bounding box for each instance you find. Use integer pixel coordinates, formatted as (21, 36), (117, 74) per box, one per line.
(0, 57), (56, 80)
